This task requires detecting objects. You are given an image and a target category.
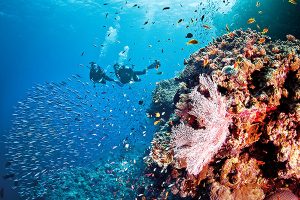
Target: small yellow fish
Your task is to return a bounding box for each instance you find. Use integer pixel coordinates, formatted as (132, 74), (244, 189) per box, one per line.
(288, 0), (297, 4)
(203, 24), (211, 29)
(256, 1), (260, 7)
(247, 18), (256, 24)
(186, 39), (198, 45)
(262, 28), (268, 34)
(226, 24), (230, 32)
(154, 120), (161, 125)
(155, 112), (160, 117)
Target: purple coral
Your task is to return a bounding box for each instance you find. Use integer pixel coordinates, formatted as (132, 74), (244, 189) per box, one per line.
(172, 75), (231, 175)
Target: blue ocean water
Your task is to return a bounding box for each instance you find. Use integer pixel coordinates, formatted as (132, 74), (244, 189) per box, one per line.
(0, 0), (299, 199)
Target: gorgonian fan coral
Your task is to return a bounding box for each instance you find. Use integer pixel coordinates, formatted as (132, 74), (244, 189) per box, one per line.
(172, 75), (231, 175)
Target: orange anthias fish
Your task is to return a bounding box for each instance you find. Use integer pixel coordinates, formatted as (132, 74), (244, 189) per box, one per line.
(228, 32), (236, 38)
(258, 37), (266, 44)
(261, 28), (268, 34)
(203, 57), (209, 66)
(247, 18), (256, 24)
(186, 39), (198, 45)
(202, 24), (211, 29)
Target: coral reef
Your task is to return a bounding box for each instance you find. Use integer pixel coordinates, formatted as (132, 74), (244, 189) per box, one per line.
(148, 79), (181, 120)
(40, 154), (148, 200)
(146, 29), (299, 199)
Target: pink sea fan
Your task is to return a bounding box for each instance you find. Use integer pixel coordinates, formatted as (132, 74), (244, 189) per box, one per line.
(172, 75), (231, 175)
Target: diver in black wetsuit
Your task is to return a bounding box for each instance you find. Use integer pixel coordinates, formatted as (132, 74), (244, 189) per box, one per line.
(113, 60), (161, 84)
(89, 62), (121, 86)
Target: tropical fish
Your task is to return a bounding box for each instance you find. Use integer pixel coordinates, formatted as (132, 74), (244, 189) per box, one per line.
(226, 24), (230, 32)
(258, 10), (263, 14)
(258, 37), (266, 44)
(228, 32), (236, 38)
(177, 19), (183, 23)
(185, 33), (193, 38)
(247, 18), (256, 24)
(202, 24), (211, 29)
(201, 15), (205, 21)
(261, 28), (268, 34)
(163, 7), (170, 10)
(138, 100), (144, 105)
(154, 120), (161, 125)
(256, 1), (261, 7)
(186, 39), (198, 45)
(203, 58), (209, 66)
(155, 112), (160, 117)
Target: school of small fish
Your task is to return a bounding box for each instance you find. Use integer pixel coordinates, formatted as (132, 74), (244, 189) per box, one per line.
(4, 75), (152, 199)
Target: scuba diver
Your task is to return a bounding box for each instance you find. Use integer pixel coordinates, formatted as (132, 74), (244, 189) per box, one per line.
(89, 62), (122, 87)
(113, 60), (161, 84)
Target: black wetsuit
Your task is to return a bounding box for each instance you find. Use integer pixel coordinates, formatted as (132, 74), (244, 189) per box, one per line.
(90, 63), (114, 84)
(114, 64), (146, 84)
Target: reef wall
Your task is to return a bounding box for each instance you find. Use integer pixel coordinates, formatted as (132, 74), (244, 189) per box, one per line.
(145, 29), (299, 200)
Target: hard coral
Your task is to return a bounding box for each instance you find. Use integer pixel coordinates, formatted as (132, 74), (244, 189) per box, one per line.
(147, 29), (300, 199)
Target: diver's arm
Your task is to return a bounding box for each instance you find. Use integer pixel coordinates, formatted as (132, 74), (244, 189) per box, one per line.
(103, 74), (115, 82)
(103, 74), (123, 86)
(134, 69), (147, 75)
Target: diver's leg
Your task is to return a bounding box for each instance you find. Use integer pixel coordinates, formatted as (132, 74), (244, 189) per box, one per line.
(113, 64), (120, 77)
